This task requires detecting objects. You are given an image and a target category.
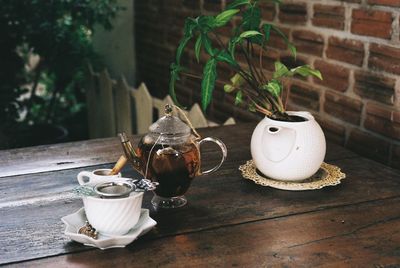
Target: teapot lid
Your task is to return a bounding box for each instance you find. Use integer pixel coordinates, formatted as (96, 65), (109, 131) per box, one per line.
(148, 104), (191, 136)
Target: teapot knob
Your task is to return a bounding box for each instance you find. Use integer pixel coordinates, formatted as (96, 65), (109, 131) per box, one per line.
(164, 104), (173, 117)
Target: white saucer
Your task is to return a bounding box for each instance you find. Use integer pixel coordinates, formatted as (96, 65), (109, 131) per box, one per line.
(61, 208), (156, 249)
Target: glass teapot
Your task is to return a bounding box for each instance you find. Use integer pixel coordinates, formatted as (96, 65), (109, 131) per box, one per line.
(119, 104), (227, 209)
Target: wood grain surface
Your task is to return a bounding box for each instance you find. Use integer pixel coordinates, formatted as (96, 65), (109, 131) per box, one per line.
(1, 123), (399, 267)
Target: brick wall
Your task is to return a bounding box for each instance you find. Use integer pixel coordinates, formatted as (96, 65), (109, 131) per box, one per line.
(135, 0), (400, 169)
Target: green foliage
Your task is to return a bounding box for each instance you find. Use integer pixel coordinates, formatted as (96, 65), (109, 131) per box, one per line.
(214, 9), (240, 27)
(0, 0), (123, 148)
(201, 58), (217, 111)
(242, 6), (261, 31)
(227, 0), (251, 9)
(264, 80), (282, 98)
(169, 0), (322, 117)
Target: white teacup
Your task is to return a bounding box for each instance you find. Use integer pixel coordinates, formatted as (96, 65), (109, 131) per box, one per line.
(82, 187), (144, 236)
(77, 168), (121, 186)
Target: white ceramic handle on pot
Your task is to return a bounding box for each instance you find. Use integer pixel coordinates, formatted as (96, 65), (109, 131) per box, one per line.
(77, 171), (93, 185)
(198, 137), (227, 175)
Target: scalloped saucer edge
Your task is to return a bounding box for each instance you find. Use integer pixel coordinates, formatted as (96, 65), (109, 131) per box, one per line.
(61, 208), (156, 249)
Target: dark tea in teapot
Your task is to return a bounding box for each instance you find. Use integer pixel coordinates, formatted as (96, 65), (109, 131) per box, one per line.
(118, 104), (227, 209)
(137, 141), (200, 198)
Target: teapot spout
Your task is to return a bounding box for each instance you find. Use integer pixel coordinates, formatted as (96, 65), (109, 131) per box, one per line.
(118, 133), (143, 173)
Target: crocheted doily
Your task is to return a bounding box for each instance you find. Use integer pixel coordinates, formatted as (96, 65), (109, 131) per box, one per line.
(239, 160), (346, 191)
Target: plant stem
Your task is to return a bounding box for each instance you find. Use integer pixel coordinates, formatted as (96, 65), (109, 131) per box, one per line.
(250, 42), (265, 84)
(240, 44), (261, 85)
(258, 46), (268, 83)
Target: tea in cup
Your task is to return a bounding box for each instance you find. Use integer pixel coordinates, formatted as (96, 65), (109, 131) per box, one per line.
(82, 180), (143, 236)
(77, 168), (121, 186)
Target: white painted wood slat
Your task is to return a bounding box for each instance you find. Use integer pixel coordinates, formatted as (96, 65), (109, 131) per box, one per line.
(85, 66), (236, 138)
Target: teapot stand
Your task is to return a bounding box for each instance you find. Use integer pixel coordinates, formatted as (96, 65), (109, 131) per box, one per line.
(151, 195), (187, 210)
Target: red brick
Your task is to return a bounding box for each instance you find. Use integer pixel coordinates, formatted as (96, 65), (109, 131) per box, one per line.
(391, 144), (400, 169)
(326, 37), (364, 66)
(259, 2), (276, 21)
(369, 43), (400, 75)
(292, 30), (324, 56)
(289, 82), (320, 111)
(280, 54), (308, 70)
(267, 27), (291, 50)
(203, 0), (223, 12)
(324, 91), (363, 125)
(313, 60), (350, 92)
(351, 9), (393, 39)
(175, 84), (193, 108)
(318, 118), (346, 145)
(214, 22), (236, 38)
(368, 0), (400, 7)
(354, 71), (395, 105)
(347, 129), (390, 164)
(312, 4), (345, 30)
(279, 3), (307, 25)
(364, 103), (400, 140)
(183, 0), (201, 11)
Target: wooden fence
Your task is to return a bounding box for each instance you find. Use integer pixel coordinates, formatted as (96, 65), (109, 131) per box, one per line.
(85, 66), (235, 139)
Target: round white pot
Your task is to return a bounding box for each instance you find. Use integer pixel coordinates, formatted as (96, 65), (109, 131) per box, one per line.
(251, 111), (326, 181)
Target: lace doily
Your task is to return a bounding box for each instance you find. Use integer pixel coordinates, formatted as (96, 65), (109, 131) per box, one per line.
(239, 160), (346, 191)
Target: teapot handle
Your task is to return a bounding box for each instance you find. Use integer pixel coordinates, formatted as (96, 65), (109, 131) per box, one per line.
(198, 137), (227, 175)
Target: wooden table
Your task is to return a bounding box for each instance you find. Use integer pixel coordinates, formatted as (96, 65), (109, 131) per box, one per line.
(1, 123), (400, 267)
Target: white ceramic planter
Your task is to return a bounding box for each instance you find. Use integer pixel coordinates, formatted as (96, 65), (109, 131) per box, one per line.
(251, 111), (326, 181)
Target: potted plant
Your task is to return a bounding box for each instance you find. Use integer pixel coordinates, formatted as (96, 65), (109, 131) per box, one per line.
(0, 0), (123, 149)
(169, 0), (326, 181)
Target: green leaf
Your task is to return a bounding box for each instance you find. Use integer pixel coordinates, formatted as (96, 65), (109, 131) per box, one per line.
(242, 6), (261, 31)
(198, 16), (215, 32)
(248, 102), (256, 112)
(288, 43), (297, 59)
(235, 90), (243, 105)
(202, 34), (214, 56)
(194, 35), (202, 63)
(224, 84), (235, 93)
(216, 51), (237, 66)
(230, 73), (245, 86)
(291, 65), (323, 80)
(175, 36), (191, 64)
(183, 18), (197, 37)
(273, 61), (289, 79)
(249, 34), (264, 45)
(263, 24), (271, 42)
(224, 73), (244, 93)
(201, 58), (217, 111)
(264, 80), (282, 98)
(239, 30), (262, 38)
(228, 36), (242, 59)
(214, 9), (240, 27)
(227, 0), (250, 9)
(169, 63), (183, 106)
(176, 18), (197, 64)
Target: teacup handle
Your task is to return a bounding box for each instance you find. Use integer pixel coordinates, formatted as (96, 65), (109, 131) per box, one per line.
(198, 137), (227, 175)
(77, 171), (93, 185)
